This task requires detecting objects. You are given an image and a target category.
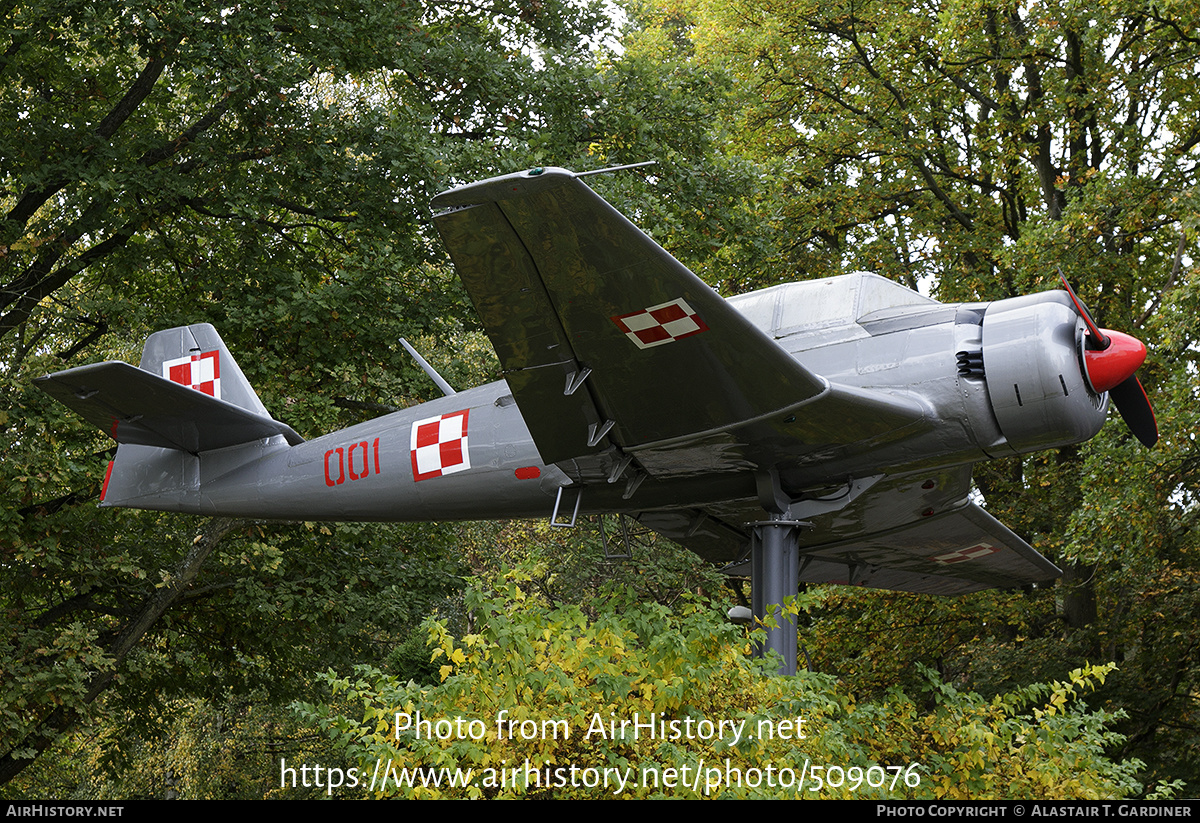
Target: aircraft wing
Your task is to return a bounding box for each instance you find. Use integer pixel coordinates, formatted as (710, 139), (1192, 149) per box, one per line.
(633, 468), (1060, 595)
(790, 501), (1061, 594)
(432, 168), (928, 471)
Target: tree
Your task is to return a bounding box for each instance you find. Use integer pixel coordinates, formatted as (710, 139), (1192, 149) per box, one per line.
(679, 0), (1200, 792)
(689, 0), (1200, 297)
(297, 571), (1146, 799)
(1, 0), (622, 788)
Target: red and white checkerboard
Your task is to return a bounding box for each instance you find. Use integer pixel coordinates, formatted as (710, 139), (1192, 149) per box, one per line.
(162, 350), (221, 399)
(410, 409), (471, 481)
(930, 543), (999, 565)
(611, 298), (709, 349)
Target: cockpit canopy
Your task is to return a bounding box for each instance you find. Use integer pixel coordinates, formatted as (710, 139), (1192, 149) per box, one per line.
(728, 273), (937, 340)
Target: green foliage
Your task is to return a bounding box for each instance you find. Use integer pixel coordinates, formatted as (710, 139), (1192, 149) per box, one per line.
(583, 3), (783, 294)
(672, 0), (1200, 794)
(386, 633), (446, 688)
(457, 516), (728, 614)
(10, 693), (362, 800)
(297, 574), (1143, 799)
(688, 0), (1200, 297)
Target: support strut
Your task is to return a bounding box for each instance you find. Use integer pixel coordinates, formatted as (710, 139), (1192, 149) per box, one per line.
(750, 512), (804, 675)
(748, 472), (882, 676)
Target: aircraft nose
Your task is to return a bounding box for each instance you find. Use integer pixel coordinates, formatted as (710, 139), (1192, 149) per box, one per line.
(1058, 272), (1158, 448)
(1083, 329), (1147, 393)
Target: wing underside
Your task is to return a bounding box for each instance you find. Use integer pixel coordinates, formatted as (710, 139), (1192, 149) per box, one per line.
(632, 468), (1060, 596)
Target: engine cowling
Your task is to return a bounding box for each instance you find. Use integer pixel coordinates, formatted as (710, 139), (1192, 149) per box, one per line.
(979, 293), (1109, 454)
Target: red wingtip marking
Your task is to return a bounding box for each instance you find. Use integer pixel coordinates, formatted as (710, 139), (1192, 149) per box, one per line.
(100, 460), (114, 501)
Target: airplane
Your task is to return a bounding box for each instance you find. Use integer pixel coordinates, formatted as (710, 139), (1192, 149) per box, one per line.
(35, 165), (1157, 675)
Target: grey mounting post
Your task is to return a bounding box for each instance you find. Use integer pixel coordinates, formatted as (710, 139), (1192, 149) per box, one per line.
(748, 472), (882, 676)
(750, 512), (805, 676)
(750, 468), (812, 677)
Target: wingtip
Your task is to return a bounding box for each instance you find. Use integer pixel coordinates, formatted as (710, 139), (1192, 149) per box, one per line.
(431, 166), (577, 210)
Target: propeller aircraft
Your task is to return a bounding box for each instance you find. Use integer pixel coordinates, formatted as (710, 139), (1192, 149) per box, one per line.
(36, 166), (1157, 674)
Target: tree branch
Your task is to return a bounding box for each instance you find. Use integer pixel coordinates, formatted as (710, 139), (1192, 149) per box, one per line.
(1135, 229), (1186, 328)
(3, 33), (184, 232)
(0, 517), (246, 785)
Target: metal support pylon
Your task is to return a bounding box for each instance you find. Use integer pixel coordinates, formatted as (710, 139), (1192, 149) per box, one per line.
(750, 468), (806, 676)
(748, 472), (882, 676)
(750, 512), (804, 676)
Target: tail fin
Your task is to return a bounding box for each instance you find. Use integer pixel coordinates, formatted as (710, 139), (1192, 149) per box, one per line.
(35, 324), (302, 512)
(138, 324), (270, 417)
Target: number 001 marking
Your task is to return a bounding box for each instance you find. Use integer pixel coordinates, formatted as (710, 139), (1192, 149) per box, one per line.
(324, 438), (381, 487)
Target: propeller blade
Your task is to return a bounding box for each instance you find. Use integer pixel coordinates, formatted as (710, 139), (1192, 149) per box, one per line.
(1109, 375), (1159, 448)
(1058, 270), (1110, 349)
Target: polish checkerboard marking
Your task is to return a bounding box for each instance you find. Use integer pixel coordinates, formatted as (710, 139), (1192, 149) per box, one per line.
(410, 409), (471, 481)
(611, 298), (709, 349)
(931, 543), (999, 565)
(162, 350), (221, 399)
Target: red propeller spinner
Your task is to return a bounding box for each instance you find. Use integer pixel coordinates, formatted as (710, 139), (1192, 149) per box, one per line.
(1058, 272), (1158, 447)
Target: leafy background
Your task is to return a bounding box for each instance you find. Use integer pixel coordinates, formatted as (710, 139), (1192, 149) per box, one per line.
(2, 0), (1198, 798)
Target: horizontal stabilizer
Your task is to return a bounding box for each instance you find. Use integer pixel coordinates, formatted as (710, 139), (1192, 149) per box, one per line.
(35, 361), (303, 453)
